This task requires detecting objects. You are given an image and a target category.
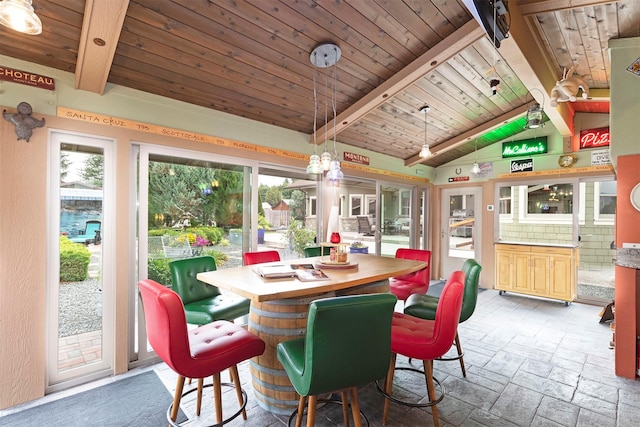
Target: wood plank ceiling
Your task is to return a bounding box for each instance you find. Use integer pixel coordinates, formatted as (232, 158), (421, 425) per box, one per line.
(1, 0), (638, 168)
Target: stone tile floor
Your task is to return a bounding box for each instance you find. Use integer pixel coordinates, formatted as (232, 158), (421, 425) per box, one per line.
(154, 288), (640, 427)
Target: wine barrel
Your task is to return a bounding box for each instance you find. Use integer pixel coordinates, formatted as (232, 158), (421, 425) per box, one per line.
(247, 279), (390, 414)
(248, 292), (335, 414)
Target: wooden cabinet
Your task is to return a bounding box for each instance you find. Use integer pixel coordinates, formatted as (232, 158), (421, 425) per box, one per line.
(495, 244), (578, 304)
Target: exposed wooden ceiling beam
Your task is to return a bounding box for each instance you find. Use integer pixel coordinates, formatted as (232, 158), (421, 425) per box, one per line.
(75, 0), (129, 94)
(312, 19), (486, 144)
(405, 104), (530, 167)
(517, 0), (620, 16)
(499, 0), (574, 137)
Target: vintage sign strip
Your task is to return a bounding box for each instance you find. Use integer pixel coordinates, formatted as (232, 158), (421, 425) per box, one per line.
(57, 107), (429, 184)
(0, 65), (55, 90)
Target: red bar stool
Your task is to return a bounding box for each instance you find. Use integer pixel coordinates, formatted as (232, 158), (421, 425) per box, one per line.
(138, 279), (266, 426)
(379, 271), (465, 427)
(404, 259), (482, 377)
(243, 250), (280, 265)
(389, 248), (431, 301)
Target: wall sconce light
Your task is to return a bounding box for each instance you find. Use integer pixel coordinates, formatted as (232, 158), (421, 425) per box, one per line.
(418, 105), (432, 158)
(525, 88), (545, 130)
(2, 101), (45, 142)
(0, 0), (42, 35)
(471, 139), (481, 174)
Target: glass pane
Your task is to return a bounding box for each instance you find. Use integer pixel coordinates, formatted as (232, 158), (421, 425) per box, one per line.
(448, 194), (475, 259)
(526, 184), (573, 214)
(58, 147), (104, 372)
(147, 154), (249, 279)
(498, 183), (574, 245)
(578, 180), (616, 302)
(258, 169), (318, 260)
(499, 186), (512, 215)
(380, 185), (412, 257)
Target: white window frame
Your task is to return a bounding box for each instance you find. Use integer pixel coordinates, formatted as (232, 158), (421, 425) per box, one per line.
(350, 194), (363, 217)
(308, 196), (317, 217)
(364, 194), (376, 216)
(594, 181), (616, 225)
(517, 182), (579, 225)
(399, 190), (410, 216)
(499, 185), (514, 223)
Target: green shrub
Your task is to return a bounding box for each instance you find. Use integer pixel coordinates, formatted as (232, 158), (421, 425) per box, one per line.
(202, 248), (229, 267)
(148, 258), (172, 287)
(286, 220), (316, 256)
(59, 236), (91, 282)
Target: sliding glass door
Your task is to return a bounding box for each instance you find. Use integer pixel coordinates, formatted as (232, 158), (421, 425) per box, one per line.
(131, 144), (257, 364)
(47, 132), (115, 391)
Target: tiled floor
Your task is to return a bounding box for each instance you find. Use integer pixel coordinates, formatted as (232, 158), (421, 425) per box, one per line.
(154, 289), (640, 426)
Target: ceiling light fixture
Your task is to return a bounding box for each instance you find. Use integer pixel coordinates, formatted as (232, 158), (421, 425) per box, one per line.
(418, 105), (431, 158)
(309, 43), (343, 182)
(306, 58), (322, 174)
(0, 0), (42, 35)
(471, 138), (481, 174)
(525, 88), (545, 130)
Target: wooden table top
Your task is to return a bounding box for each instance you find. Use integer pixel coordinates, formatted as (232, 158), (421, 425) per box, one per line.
(197, 253), (427, 302)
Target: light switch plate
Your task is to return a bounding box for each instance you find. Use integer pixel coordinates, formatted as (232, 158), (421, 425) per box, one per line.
(622, 243), (640, 249)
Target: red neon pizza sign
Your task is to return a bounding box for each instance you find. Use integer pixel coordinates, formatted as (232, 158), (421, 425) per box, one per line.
(580, 127), (610, 149)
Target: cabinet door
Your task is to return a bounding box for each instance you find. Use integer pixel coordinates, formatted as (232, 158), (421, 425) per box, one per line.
(548, 255), (573, 300)
(496, 251), (513, 291)
(530, 254), (550, 296)
(513, 253), (530, 293)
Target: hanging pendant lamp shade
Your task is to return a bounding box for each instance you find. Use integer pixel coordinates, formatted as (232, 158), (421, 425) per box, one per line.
(0, 0), (42, 35)
(525, 103), (543, 129)
(470, 138), (481, 174)
(524, 88), (546, 130)
(308, 42), (343, 181)
(418, 105), (431, 158)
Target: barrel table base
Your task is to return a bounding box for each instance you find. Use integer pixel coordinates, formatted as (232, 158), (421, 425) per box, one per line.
(247, 279), (390, 414)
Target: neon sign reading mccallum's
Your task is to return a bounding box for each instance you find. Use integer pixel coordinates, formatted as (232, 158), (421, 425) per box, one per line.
(0, 66), (55, 90)
(502, 137), (547, 158)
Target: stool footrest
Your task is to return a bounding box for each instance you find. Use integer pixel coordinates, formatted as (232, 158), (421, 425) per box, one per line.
(376, 367), (445, 407)
(288, 397), (370, 427)
(167, 382), (247, 427)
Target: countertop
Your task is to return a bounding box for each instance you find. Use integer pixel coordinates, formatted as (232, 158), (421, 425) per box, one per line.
(495, 241), (579, 248)
(615, 248), (640, 269)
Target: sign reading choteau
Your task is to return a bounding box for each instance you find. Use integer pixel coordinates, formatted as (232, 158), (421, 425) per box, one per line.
(0, 66), (55, 90)
(343, 151), (370, 165)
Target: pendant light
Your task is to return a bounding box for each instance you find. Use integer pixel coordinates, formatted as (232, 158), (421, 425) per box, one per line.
(310, 43), (343, 182)
(306, 59), (322, 174)
(0, 0), (42, 35)
(471, 139), (481, 174)
(418, 106), (431, 158)
(525, 88), (545, 130)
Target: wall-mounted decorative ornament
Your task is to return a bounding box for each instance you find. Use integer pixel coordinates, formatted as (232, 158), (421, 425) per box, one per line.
(627, 57), (640, 77)
(3, 102), (45, 142)
(549, 66), (590, 107)
(558, 154), (577, 168)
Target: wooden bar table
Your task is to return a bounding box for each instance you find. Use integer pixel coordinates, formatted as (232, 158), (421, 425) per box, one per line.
(197, 253), (427, 414)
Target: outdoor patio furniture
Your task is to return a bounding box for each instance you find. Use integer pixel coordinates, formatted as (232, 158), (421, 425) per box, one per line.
(162, 235), (193, 259)
(357, 216), (375, 236)
(69, 220), (101, 245)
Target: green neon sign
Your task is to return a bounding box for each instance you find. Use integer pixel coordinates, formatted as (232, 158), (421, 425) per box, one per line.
(502, 137), (548, 158)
